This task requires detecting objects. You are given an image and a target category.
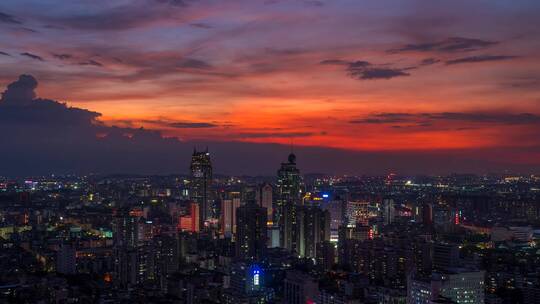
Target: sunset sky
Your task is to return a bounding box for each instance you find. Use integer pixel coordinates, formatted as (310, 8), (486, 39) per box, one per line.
(1, 0), (540, 175)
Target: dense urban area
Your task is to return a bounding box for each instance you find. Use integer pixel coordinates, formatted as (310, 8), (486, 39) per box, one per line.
(1, 150), (540, 304)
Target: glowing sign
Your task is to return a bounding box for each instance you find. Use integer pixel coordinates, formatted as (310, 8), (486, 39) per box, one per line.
(322, 194), (329, 198)
(253, 270), (260, 286)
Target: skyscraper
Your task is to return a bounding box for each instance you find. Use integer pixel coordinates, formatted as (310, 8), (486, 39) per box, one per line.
(222, 194), (241, 237)
(236, 202), (268, 261)
(276, 153), (302, 251)
(257, 183), (273, 222)
(189, 148), (213, 229)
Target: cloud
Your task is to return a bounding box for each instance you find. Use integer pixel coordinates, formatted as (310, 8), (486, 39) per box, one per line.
(43, 1), (192, 31)
(79, 59), (104, 67)
(351, 112), (540, 125)
(140, 119), (219, 129)
(238, 132), (316, 138)
(445, 55), (518, 65)
(1, 75), (38, 106)
(319, 59), (349, 65)
(388, 37), (498, 53)
(304, 0), (324, 7)
(178, 58), (212, 69)
(20, 52), (44, 61)
(0, 51), (11, 57)
(53, 53), (73, 60)
(351, 68), (410, 80)
(420, 58), (440, 65)
(0, 11), (21, 24)
(322, 59), (411, 80)
(190, 22), (212, 29)
(346, 61), (410, 80)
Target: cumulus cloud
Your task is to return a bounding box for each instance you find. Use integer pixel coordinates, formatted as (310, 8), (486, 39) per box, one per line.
(0, 75), (538, 176)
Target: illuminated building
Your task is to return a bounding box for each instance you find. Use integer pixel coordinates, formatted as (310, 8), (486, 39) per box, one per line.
(407, 270), (485, 304)
(221, 194), (241, 237)
(257, 183), (273, 222)
(382, 198), (396, 225)
(189, 148), (213, 229)
(236, 202), (267, 261)
(223, 263), (274, 303)
(297, 206), (331, 258)
(276, 153), (302, 252)
(178, 203), (200, 233)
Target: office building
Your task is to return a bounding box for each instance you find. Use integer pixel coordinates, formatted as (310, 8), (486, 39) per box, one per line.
(189, 148), (213, 229)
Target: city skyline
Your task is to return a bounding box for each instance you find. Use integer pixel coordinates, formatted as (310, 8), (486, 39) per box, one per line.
(1, 1), (540, 176)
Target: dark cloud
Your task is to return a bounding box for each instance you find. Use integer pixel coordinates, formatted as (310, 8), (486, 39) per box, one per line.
(445, 55), (518, 65)
(0, 75), (538, 176)
(238, 132), (316, 139)
(44, 1), (188, 31)
(20, 52), (44, 61)
(0, 51), (11, 57)
(154, 0), (188, 6)
(178, 58), (212, 69)
(351, 112), (540, 125)
(53, 53), (73, 60)
(351, 68), (410, 80)
(141, 119), (219, 129)
(351, 113), (415, 124)
(79, 59), (104, 67)
(0, 11), (21, 24)
(1, 75), (38, 106)
(190, 22), (212, 29)
(319, 59), (349, 65)
(388, 37), (498, 53)
(304, 0), (324, 7)
(168, 122), (218, 128)
(420, 58), (440, 65)
(323, 59), (410, 80)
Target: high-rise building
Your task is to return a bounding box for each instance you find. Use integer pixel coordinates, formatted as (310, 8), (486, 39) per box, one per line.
(257, 183), (273, 222)
(113, 209), (139, 248)
(179, 202), (200, 233)
(297, 205), (331, 258)
(189, 148), (213, 229)
(223, 263), (274, 303)
(382, 198), (396, 225)
(423, 203), (433, 226)
(221, 193), (241, 237)
(276, 153), (302, 251)
(432, 243), (460, 271)
(236, 202), (268, 261)
(56, 243), (76, 274)
(283, 270), (319, 304)
(407, 270), (485, 304)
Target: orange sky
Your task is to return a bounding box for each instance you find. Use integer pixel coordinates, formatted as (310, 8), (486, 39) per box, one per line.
(1, 0), (540, 168)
